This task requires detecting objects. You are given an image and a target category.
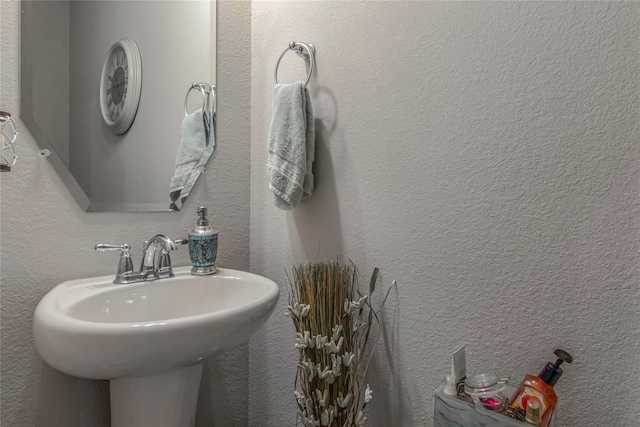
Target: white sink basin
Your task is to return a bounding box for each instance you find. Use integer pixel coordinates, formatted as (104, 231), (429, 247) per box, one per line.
(33, 267), (279, 427)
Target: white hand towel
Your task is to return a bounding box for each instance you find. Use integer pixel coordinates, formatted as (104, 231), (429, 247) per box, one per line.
(267, 82), (315, 209)
(169, 108), (215, 210)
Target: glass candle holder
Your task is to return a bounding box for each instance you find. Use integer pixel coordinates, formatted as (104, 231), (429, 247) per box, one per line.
(463, 373), (510, 413)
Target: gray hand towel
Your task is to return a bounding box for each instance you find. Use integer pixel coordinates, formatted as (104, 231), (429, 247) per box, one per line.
(267, 82), (315, 209)
(169, 108), (215, 210)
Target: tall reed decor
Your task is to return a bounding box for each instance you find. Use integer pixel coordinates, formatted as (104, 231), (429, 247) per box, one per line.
(286, 261), (393, 427)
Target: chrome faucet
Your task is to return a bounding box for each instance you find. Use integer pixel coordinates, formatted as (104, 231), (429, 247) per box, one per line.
(140, 234), (179, 279)
(96, 234), (184, 284)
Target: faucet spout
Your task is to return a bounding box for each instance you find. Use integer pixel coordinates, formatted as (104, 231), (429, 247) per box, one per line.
(140, 234), (178, 279)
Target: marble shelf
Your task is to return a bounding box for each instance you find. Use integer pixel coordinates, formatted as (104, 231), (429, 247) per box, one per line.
(433, 382), (555, 427)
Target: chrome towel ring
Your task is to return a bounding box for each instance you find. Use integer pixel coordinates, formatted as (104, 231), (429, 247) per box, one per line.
(184, 82), (216, 145)
(274, 41), (315, 88)
(184, 82), (216, 118)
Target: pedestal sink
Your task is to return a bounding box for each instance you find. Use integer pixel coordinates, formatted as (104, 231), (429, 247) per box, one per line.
(33, 267), (279, 427)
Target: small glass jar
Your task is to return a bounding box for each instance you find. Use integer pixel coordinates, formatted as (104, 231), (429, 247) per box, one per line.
(463, 373), (510, 413)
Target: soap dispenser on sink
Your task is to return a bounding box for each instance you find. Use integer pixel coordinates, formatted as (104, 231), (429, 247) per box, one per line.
(188, 206), (218, 275)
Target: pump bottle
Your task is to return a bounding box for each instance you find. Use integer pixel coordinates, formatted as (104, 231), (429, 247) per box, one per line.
(510, 349), (572, 427)
(188, 206), (218, 275)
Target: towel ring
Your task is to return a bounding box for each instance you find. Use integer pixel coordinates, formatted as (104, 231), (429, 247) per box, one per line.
(274, 41), (315, 89)
(184, 83), (215, 117)
(183, 82), (216, 146)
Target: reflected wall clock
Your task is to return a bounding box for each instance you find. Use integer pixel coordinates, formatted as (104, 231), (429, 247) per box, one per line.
(99, 37), (142, 134)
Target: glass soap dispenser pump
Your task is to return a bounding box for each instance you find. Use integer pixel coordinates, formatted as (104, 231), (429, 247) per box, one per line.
(188, 206), (218, 275)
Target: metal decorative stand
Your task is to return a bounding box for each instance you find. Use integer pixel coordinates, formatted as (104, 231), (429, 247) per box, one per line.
(0, 111), (18, 172)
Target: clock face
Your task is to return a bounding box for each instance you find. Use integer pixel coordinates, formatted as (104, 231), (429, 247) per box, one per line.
(99, 38), (142, 134)
(105, 46), (128, 122)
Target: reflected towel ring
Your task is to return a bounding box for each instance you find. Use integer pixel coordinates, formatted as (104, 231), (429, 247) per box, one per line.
(183, 82), (216, 146)
(274, 41), (315, 89)
(184, 83), (210, 116)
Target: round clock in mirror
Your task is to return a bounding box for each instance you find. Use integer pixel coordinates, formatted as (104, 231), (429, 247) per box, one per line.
(99, 38), (142, 134)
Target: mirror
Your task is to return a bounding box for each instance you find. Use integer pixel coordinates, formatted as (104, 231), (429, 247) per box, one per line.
(21, 0), (216, 211)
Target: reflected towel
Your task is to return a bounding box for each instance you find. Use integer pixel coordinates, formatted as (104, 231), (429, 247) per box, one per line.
(169, 108), (215, 210)
(267, 82), (315, 209)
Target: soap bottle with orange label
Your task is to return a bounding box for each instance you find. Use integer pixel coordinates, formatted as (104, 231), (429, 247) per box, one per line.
(509, 349), (573, 427)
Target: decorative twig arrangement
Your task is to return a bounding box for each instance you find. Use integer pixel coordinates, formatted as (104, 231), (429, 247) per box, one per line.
(286, 261), (394, 427)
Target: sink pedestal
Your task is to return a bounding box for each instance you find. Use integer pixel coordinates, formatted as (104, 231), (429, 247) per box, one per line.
(110, 365), (203, 427)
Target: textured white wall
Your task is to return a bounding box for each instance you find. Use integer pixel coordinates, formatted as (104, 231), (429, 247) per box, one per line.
(249, 2), (639, 427)
(0, 1), (251, 426)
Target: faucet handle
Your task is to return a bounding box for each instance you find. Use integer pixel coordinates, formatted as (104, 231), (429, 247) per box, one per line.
(95, 243), (135, 284)
(95, 243), (130, 253)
